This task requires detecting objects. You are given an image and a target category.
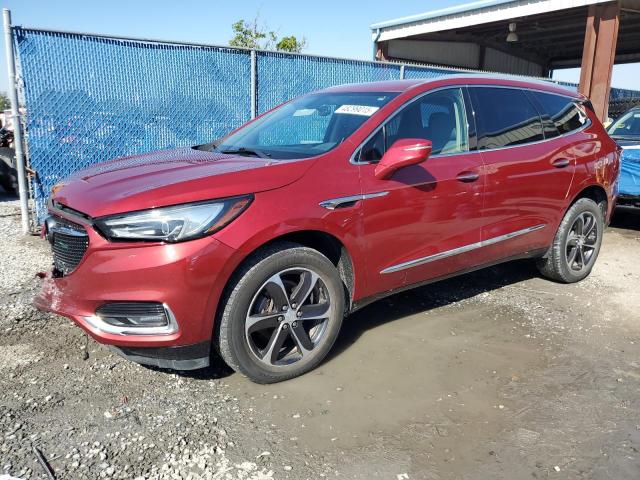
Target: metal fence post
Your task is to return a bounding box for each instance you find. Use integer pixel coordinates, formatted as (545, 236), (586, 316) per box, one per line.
(400, 64), (405, 80)
(2, 8), (29, 234)
(250, 50), (257, 119)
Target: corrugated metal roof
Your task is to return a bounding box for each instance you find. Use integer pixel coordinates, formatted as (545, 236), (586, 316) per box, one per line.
(370, 0), (516, 29)
(370, 0), (610, 32)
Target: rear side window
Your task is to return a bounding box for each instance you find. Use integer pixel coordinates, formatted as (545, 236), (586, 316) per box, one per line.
(470, 87), (543, 149)
(532, 92), (588, 135)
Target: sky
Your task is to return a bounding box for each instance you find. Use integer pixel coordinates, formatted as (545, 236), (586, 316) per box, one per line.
(1, 0), (638, 93)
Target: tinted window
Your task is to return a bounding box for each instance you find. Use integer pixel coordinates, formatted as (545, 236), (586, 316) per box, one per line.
(532, 92), (587, 135)
(359, 88), (469, 162)
(470, 87), (543, 149)
(360, 128), (385, 162)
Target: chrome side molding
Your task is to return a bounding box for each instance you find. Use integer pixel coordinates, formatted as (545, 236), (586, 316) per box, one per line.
(320, 191), (389, 210)
(381, 224), (546, 274)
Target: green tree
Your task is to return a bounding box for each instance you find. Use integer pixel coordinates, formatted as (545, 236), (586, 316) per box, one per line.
(0, 92), (10, 111)
(276, 35), (307, 53)
(229, 17), (306, 52)
(229, 18), (276, 49)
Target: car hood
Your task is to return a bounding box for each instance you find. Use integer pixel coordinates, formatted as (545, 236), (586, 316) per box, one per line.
(52, 147), (314, 218)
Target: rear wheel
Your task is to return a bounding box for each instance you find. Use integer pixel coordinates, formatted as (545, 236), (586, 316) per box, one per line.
(217, 242), (345, 383)
(537, 198), (603, 283)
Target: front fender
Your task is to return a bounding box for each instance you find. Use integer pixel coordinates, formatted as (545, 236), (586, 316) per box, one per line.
(199, 190), (367, 341)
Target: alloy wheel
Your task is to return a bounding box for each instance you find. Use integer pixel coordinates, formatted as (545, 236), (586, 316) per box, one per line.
(245, 268), (331, 367)
(565, 211), (598, 272)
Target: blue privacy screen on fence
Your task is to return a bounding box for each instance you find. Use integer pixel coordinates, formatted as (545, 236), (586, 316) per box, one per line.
(14, 28), (252, 218)
(404, 66), (463, 79)
(256, 51), (402, 114)
(12, 27), (640, 221)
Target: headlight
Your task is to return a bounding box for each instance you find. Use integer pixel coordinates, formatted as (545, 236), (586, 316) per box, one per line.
(94, 195), (252, 242)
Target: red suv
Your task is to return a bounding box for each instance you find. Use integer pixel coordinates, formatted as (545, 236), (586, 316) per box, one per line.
(35, 76), (619, 383)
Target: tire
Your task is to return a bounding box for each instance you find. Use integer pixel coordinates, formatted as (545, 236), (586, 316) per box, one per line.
(536, 198), (604, 283)
(0, 158), (18, 195)
(217, 242), (345, 383)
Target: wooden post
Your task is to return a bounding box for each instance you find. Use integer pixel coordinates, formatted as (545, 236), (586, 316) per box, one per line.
(578, 2), (620, 121)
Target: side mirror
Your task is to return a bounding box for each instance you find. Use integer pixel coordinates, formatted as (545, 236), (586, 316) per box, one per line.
(374, 138), (432, 180)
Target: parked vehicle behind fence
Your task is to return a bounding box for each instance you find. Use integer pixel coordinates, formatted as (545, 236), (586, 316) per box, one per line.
(607, 106), (640, 208)
(0, 127), (17, 194)
(35, 75), (620, 383)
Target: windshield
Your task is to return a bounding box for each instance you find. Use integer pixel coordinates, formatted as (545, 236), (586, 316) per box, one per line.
(208, 92), (398, 159)
(608, 109), (640, 139)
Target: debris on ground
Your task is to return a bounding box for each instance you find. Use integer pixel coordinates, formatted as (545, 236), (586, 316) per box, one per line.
(2, 195), (640, 479)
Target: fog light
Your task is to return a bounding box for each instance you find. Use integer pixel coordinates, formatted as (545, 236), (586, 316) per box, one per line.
(97, 302), (168, 327)
(85, 302), (179, 335)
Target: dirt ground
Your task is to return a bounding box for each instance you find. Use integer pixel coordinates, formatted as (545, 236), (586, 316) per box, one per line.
(1, 193), (640, 480)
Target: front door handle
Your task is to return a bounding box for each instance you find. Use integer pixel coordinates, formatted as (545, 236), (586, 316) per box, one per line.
(456, 171), (480, 183)
(552, 158), (571, 168)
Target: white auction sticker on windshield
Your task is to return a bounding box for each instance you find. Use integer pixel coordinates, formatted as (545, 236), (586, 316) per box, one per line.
(335, 105), (380, 116)
(293, 108), (316, 117)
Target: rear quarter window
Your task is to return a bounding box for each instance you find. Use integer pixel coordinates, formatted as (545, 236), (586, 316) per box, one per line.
(531, 91), (588, 135)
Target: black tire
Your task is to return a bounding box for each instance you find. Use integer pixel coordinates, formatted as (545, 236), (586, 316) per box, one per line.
(0, 159), (18, 195)
(536, 198), (604, 283)
(217, 242), (345, 383)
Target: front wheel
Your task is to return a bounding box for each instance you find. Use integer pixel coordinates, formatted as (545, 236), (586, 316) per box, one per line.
(217, 242), (345, 383)
(537, 198), (604, 283)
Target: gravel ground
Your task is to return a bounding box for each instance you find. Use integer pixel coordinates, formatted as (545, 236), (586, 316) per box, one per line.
(0, 195), (309, 480)
(1, 191), (640, 480)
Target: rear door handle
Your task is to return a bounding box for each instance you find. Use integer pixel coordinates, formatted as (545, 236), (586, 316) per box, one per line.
(552, 158), (571, 168)
(456, 171), (480, 183)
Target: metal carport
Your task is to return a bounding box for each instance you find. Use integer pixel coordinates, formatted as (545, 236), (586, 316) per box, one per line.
(371, 0), (640, 120)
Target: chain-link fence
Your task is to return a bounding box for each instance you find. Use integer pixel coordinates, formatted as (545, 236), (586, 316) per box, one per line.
(10, 27), (640, 222)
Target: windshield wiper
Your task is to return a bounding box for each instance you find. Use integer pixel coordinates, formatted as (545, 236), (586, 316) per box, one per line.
(218, 147), (271, 158)
(194, 138), (221, 151)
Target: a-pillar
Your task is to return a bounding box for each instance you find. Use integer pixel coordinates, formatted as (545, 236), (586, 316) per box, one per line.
(578, 1), (620, 121)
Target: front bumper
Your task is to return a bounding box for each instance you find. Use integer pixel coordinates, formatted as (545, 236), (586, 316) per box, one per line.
(619, 147), (640, 198)
(617, 194), (640, 208)
(34, 208), (238, 367)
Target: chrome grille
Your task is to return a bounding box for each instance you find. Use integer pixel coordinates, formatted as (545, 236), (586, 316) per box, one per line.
(47, 215), (89, 275)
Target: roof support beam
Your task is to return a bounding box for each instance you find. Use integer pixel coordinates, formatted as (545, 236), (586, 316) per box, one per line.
(579, 1), (620, 121)
(551, 49), (640, 68)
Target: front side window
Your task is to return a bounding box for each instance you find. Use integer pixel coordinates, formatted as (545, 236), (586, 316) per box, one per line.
(470, 87), (544, 149)
(608, 108), (640, 140)
(358, 88), (470, 162)
(532, 91), (588, 136)
(211, 92), (398, 160)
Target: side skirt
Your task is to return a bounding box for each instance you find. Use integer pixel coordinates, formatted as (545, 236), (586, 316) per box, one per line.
(349, 248), (548, 314)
